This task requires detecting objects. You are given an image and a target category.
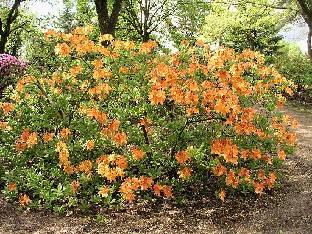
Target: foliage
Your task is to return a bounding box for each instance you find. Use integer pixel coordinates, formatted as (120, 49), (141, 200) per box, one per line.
(166, 0), (211, 46)
(56, 0), (97, 33)
(274, 41), (312, 97)
(0, 53), (26, 96)
(0, 26), (297, 211)
(201, 0), (296, 60)
(0, 0), (36, 55)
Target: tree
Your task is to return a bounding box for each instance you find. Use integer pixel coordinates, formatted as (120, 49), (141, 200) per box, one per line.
(0, 0), (27, 54)
(94, 0), (123, 36)
(201, 0), (296, 58)
(166, 0), (211, 45)
(121, 0), (173, 42)
(296, 0), (312, 60)
(57, 0), (97, 33)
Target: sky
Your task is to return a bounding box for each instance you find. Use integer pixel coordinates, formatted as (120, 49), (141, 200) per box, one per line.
(27, 1), (309, 53)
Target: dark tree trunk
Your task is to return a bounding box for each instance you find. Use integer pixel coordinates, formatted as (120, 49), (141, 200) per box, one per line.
(296, 0), (312, 60)
(308, 26), (312, 60)
(94, 0), (123, 36)
(0, 0), (24, 54)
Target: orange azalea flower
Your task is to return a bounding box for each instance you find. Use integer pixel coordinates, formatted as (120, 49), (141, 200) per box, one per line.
(213, 163), (227, 177)
(85, 140), (95, 151)
(0, 121), (7, 130)
(70, 65), (83, 76)
(149, 88), (166, 105)
(131, 147), (145, 160)
(219, 189), (226, 202)
(59, 149), (69, 164)
(262, 154), (273, 165)
(140, 118), (152, 126)
(179, 167), (192, 179)
(55, 141), (67, 152)
(119, 67), (129, 74)
(282, 115), (291, 124)
(139, 176), (154, 190)
(186, 107), (199, 116)
(43, 133), (54, 143)
(105, 168), (118, 182)
(284, 132), (297, 145)
(251, 148), (262, 160)
(122, 191), (136, 202)
(277, 100), (284, 108)
(61, 128), (71, 140)
(175, 150), (190, 165)
(253, 181), (265, 195)
(98, 186), (110, 197)
(170, 86), (184, 104)
(266, 172), (277, 189)
(99, 34), (114, 42)
(119, 177), (140, 202)
(54, 43), (71, 56)
(2, 103), (14, 114)
(240, 149), (249, 160)
(54, 88), (62, 95)
(291, 119), (298, 128)
(19, 194), (31, 208)
(63, 164), (74, 174)
(8, 181), (17, 191)
(108, 119), (120, 132)
(162, 185), (173, 199)
(92, 59), (103, 69)
(196, 39), (204, 47)
(211, 138), (239, 164)
(116, 155), (128, 170)
(113, 132), (127, 146)
(238, 168), (250, 182)
(153, 183), (163, 197)
(26, 132), (38, 148)
(70, 180), (80, 194)
(181, 40), (189, 46)
(96, 154), (109, 164)
(225, 170), (239, 188)
(258, 169), (266, 180)
(16, 142), (26, 152)
(277, 148), (286, 160)
(77, 160), (92, 175)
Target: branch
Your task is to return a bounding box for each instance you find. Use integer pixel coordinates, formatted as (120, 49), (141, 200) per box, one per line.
(210, 0), (297, 10)
(9, 20), (29, 34)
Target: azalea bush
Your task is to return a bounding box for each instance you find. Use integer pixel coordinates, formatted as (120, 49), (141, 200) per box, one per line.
(0, 26), (297, 211)
(0, 54), (26, 97)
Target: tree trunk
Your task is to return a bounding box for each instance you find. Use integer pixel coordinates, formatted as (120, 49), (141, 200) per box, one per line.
(296, 0), (312, 60)
(0, 0), (24, 54)
(94, 0), (123, 36)
(308, 26), (312, 60)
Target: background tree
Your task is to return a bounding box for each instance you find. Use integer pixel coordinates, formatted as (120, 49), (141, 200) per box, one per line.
(0, 0), (27, 54)
(201, 0), (297, 59)
(57, 0), (96, 33)
(296, 0), (312, 60)
(121, 0), (173, 42)
(94, 0), (123, 36)
(166, 0), (211, 45)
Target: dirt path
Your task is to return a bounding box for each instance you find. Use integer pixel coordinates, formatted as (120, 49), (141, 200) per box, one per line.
(1, 104), (311, 234)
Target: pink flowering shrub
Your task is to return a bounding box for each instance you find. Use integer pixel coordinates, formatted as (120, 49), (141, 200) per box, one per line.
(0, 54), (26, 96)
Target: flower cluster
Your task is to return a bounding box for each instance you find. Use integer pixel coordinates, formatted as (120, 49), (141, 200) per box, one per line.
(0, 54), (26, 78)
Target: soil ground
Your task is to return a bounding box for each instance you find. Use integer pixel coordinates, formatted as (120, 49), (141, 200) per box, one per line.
(1, 103), (312, 234)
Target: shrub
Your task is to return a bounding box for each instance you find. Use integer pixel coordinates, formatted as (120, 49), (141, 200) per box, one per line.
(0, 26), (297, 211)
(0, 54), (26, 97)
(274, 42), (312, 99)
